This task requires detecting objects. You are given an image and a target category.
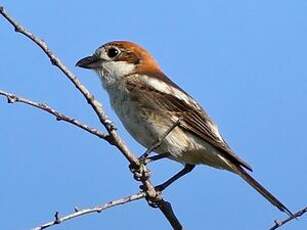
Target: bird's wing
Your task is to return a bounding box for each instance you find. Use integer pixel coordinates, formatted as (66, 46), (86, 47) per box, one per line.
(126, 74), (252, 171)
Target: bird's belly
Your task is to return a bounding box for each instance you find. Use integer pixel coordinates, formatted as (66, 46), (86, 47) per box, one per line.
(113, 100), (167, 149)
(111, 95), (231, 170)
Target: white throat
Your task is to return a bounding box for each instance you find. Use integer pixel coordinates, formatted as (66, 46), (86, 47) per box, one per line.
(96, 61), (135, 89)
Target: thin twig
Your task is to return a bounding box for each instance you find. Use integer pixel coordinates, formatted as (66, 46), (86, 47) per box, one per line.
(0, 6), (136, 160)
(269, 206), (307, 230)
(0, 4), (140, 165)
(0, 89), (109, 140)
(32, 192), (146, 230)
(0, 6), (183, 229)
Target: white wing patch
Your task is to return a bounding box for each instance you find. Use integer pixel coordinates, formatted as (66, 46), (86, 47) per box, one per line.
(207, 121), (223, 141)
(143, 76), (192, 104)
(142, 74), (224, 142)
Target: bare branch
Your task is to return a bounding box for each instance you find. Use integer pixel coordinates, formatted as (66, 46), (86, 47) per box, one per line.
(32, 192), (146, 230)
(0, 89), (109, 140)
(0, 5), (138, 166)
(269, 206), (307, 230)
(157, 200), (183, 230)
(0, 6), (183, 229)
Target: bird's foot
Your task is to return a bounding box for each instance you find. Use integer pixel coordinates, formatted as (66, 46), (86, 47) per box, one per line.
(129, 162), (151, 181)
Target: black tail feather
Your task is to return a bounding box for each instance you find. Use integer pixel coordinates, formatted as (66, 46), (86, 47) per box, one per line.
(236, 166), (293, 217)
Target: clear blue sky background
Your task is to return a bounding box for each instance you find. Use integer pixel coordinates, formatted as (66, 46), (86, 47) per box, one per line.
(1, 1), (306, 230)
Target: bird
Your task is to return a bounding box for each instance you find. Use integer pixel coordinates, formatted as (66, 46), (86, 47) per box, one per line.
(76, 40), (292, 217)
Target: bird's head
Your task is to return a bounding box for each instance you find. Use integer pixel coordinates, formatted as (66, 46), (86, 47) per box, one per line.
(76, 41), (161, 87)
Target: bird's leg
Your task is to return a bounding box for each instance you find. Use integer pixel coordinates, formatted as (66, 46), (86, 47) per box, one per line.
(155, 164), (195, 191)
(144, 153), (170, 164)
(132, 118), (181, 182)
(138, 118), (181, 163)
(131, 153), (170, 182)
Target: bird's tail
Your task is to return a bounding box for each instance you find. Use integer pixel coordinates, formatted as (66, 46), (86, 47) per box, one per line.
(235, 166), (293, 217)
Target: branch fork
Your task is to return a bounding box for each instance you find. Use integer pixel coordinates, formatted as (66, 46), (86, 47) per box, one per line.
(0, 6), (183, 230)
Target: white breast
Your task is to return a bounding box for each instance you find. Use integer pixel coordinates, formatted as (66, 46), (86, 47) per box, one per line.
(106, 82), (161, 149)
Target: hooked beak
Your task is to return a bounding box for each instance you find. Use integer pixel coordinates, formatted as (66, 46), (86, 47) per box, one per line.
(75, 55), (102, 69)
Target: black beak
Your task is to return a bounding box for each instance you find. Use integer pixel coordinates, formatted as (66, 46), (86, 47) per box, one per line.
(75, 55), (101, 69)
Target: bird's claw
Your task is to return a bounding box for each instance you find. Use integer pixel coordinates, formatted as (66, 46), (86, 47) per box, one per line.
(154, 184), (165, 192)
(146, 198), (159, 208)
(129, 162), (151, 181)
(138, 155), (148, 165)
(143, 190), (162, 208)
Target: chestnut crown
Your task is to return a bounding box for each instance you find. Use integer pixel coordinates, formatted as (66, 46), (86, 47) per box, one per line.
(76, 41), (161, 75)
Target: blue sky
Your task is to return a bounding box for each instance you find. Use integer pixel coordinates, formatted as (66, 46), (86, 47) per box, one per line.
(1, 1), (306, 229)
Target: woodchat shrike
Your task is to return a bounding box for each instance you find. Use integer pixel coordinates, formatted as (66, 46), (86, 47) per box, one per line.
(76, 41), (292, 216)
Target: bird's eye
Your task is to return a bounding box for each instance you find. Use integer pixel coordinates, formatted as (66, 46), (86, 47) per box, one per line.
(107, 47), (120, 58)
